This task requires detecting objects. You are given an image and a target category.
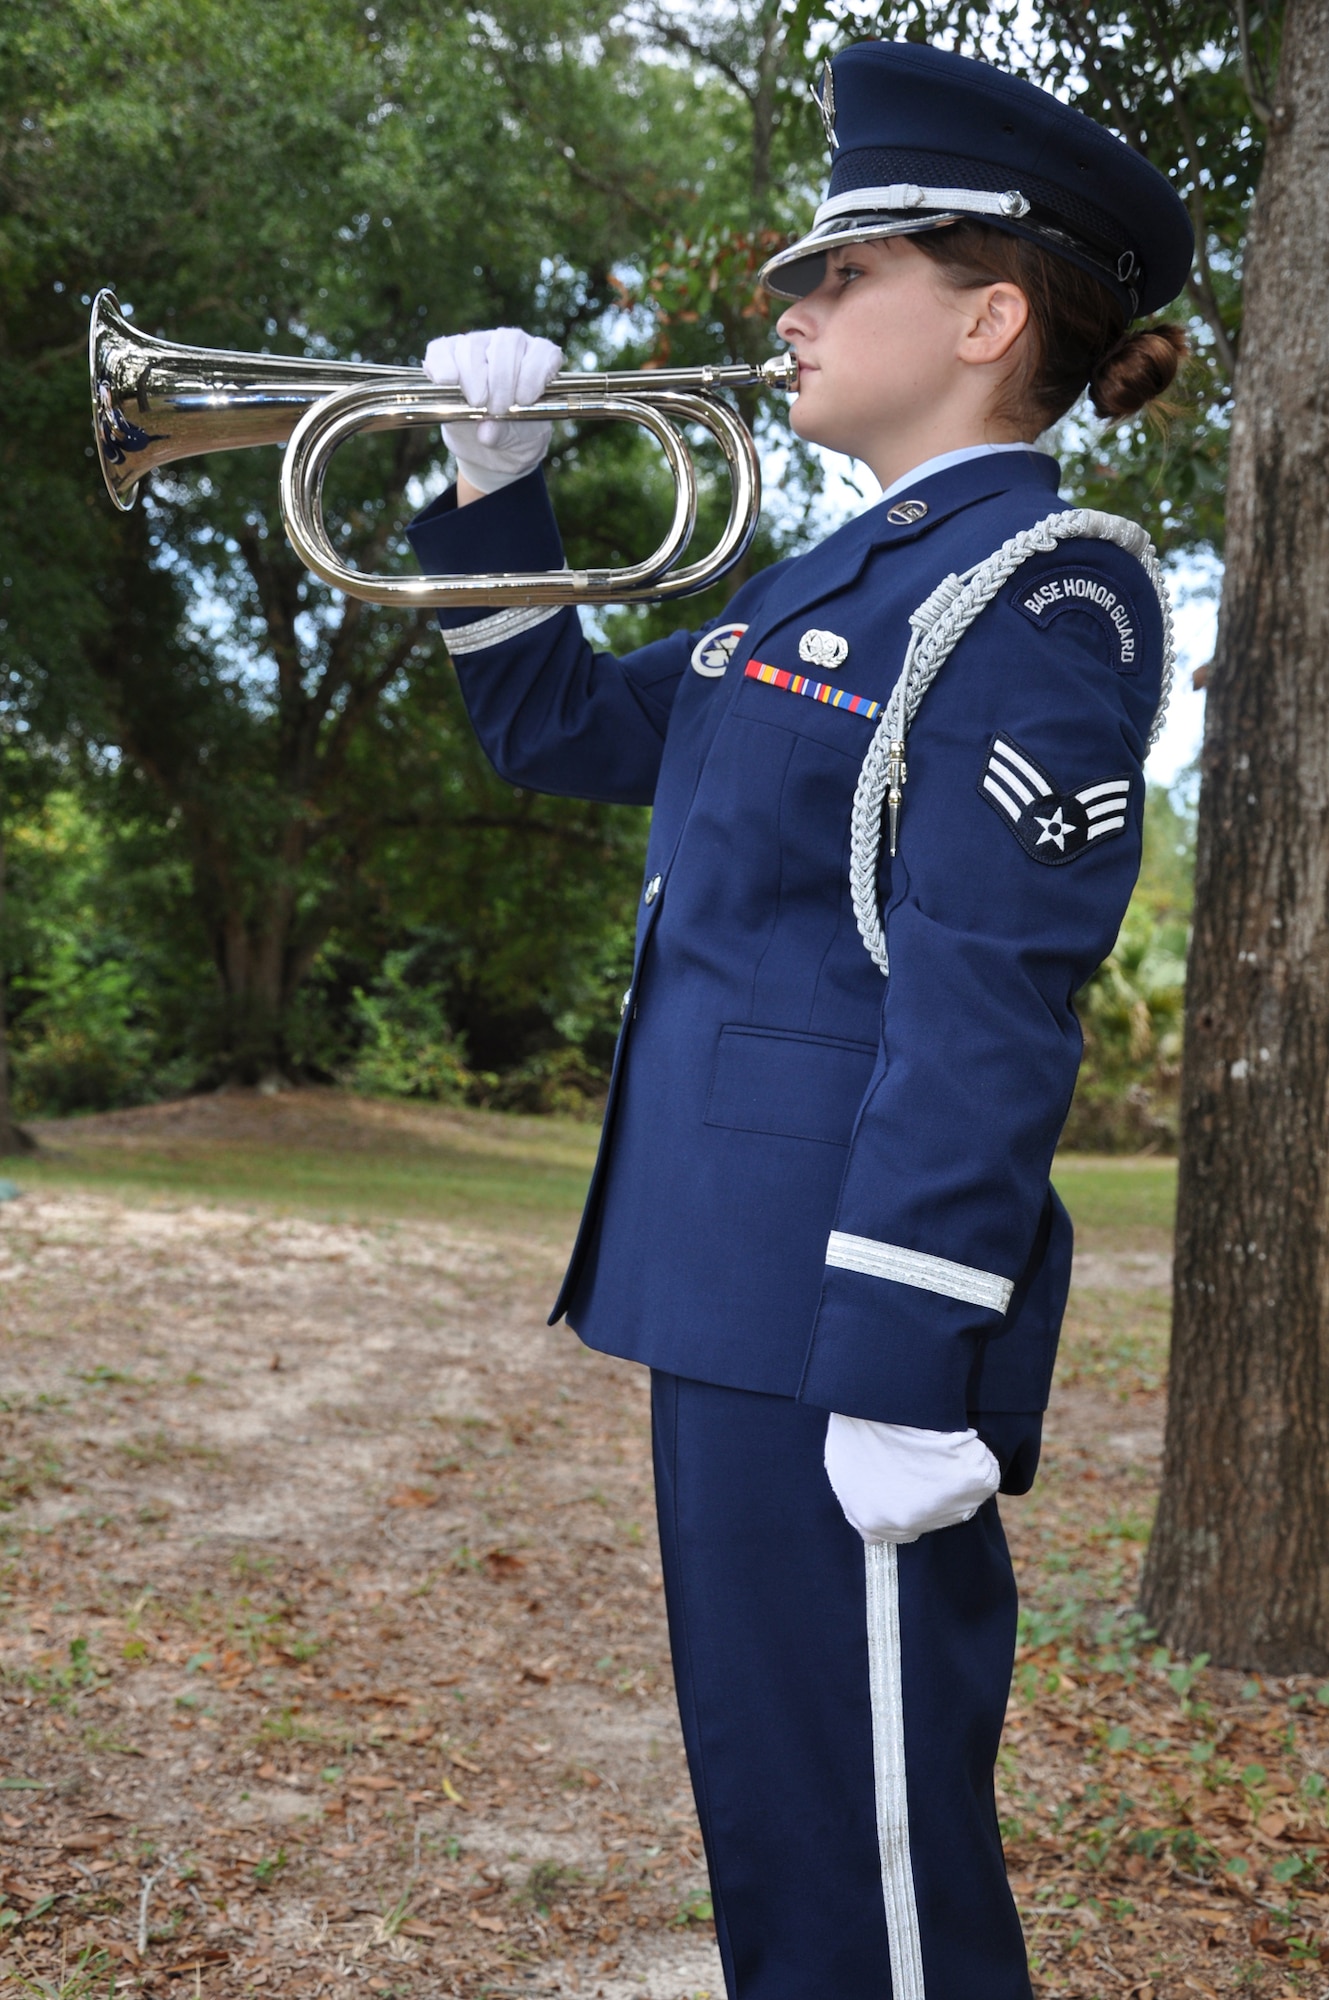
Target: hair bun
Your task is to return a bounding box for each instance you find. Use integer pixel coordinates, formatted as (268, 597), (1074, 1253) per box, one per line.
(1090, 322), (1187, 420)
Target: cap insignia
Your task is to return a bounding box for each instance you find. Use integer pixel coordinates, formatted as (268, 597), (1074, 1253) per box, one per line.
(811, 59), (838, 151)
(886, 498), (929, 526)
(798, 628), (849, 671)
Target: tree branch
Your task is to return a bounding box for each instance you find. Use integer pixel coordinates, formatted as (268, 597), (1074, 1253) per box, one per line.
(234, 524), (307, 730)
(373, 810), (636, 852)
(486, 50), (668, 223)
(1135, 0), (1239, 379)
(750, 1), (786, 208)
(317, 610), (435, 788)
(1235, 0), (1273, 124)
(303, 426), (435, 773)
(627, 5), (755, 103)
(1183, 270), (1238, 382)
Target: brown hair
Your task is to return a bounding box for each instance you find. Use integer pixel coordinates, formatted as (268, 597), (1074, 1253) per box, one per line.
(913, 221), (1187, 431)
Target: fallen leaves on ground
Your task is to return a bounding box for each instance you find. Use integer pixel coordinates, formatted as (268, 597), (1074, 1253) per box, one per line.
(0, 1111), (1325, 1999)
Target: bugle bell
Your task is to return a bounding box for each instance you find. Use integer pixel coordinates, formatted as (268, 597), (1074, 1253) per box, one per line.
(89, 290), (796, 608)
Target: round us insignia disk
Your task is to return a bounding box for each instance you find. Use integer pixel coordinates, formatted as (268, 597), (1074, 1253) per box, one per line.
(886, 498), (929, 526)
(691, 622), (748, 678)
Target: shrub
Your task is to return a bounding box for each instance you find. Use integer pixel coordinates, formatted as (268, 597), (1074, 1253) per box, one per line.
(1065, 906), (1187, 1151)
(343, 952), (475, 1103)
(482, 1046), (608, 1119)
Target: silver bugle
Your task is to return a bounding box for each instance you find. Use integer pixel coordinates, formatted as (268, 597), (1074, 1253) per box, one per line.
(89, 290), (797, 607)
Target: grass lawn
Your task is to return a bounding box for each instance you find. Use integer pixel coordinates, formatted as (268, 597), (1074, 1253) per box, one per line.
(6, 1090), (603, 1238)
(1053, 1150), (1176, 1244)
(3, 1089), (1177, 1247)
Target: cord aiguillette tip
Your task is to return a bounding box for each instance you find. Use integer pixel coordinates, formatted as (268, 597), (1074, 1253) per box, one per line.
(886, 741), (907, 858)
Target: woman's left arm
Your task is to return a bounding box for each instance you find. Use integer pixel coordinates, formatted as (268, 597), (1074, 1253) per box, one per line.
(798, 535), (1165, 1436)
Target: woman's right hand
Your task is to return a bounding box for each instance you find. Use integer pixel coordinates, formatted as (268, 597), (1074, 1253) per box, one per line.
(423, 328), (565, 496)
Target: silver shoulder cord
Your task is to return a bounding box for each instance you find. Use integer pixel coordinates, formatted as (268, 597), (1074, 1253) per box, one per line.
(849, 508), (1177, 979)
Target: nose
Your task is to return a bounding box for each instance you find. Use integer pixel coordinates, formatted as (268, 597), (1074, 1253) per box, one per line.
(776, 299), (809, 343)
(776, 269), (835, 345)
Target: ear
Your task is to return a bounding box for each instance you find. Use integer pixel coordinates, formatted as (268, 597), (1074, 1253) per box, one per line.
(959, 282), (1030, 367)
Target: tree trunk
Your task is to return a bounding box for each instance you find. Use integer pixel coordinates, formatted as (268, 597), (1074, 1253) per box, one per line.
(200, 808), (358, 1085)
(209, 871), (309, 1085)
(1140, 0), (1329, 1670)
(0, 831), (35, 1155)
(748, 0), (784, 210)
(216, 916), (289, 1084)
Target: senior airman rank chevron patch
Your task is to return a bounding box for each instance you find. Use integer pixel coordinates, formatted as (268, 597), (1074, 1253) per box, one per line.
(978, 734), (1133, 866)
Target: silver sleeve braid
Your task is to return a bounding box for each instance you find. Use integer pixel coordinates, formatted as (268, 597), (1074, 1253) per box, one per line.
(849, 508), (1176, 978)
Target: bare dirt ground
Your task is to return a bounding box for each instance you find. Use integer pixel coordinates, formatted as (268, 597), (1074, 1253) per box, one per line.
(1, 1099), (1327, 2000)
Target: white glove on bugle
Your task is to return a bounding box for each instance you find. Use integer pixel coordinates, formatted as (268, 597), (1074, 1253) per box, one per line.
(824, 1414), (1001, 1544)
(423, 327), (565, 494)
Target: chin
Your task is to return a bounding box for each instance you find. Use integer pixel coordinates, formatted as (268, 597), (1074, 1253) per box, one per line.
(790, 407), (855, 459)
(788, 399), (836, 451)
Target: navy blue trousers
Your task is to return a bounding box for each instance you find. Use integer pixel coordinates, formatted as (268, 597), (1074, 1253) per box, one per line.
(651, 1371), (1032, 2000)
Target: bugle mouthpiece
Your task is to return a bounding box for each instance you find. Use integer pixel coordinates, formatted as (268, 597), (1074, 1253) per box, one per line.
(760, 352), (800, 392)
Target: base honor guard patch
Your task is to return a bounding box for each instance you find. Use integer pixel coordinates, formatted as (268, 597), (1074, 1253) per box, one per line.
(979, 734), (1132, 865)
(1013, 565), (1138, 673)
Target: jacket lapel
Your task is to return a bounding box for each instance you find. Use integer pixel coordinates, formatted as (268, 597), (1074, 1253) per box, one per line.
(742, 451), (1061, 656)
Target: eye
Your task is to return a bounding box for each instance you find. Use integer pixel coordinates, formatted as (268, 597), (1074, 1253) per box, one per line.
(832, 258), (866, 286)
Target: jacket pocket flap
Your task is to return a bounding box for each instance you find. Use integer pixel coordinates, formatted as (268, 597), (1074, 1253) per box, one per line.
(705, 1024), (876, 1147)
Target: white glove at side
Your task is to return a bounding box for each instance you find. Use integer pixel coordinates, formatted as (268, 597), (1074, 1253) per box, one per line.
(423, 327), (565, 494)
(824, 1414), (1001, 1544)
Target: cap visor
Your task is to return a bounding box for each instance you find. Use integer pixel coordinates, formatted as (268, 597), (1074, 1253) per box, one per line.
(759, 214), (960, 298)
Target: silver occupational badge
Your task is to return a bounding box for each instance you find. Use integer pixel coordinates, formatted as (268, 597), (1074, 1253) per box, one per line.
(811, 59), (838, 151)
(798, 628), (849, 671)
(690, 621), (748, 678)
(886, 498), (929, 526)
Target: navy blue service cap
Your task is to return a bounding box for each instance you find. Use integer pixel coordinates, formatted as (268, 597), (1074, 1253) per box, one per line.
(760, 41), (1193, 318)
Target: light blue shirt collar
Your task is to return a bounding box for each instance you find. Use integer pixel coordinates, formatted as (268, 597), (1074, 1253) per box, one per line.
(877, 442), (1054, 507)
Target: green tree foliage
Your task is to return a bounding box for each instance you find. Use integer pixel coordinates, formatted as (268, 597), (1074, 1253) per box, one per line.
(1064, 780), (1195, 1151)
(0, 0), (701, 1083)
(4, 781), (209, 1116)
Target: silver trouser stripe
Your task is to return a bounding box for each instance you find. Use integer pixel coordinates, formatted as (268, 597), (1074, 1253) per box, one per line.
(439, 602), (565, 655)
(826, 1232), (1014, 1313)
(866, 1541), (926, 1999)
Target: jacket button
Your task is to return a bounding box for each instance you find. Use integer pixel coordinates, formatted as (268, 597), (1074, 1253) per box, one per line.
(620, 987), (632, 1019)
(644, 874), (662, 905)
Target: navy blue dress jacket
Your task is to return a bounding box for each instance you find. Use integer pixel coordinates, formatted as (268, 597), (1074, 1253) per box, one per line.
(407, 449), (1161, 1434)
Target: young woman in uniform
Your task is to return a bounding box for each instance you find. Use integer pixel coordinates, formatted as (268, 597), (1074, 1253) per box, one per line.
(408, 39), (1191, 2000)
